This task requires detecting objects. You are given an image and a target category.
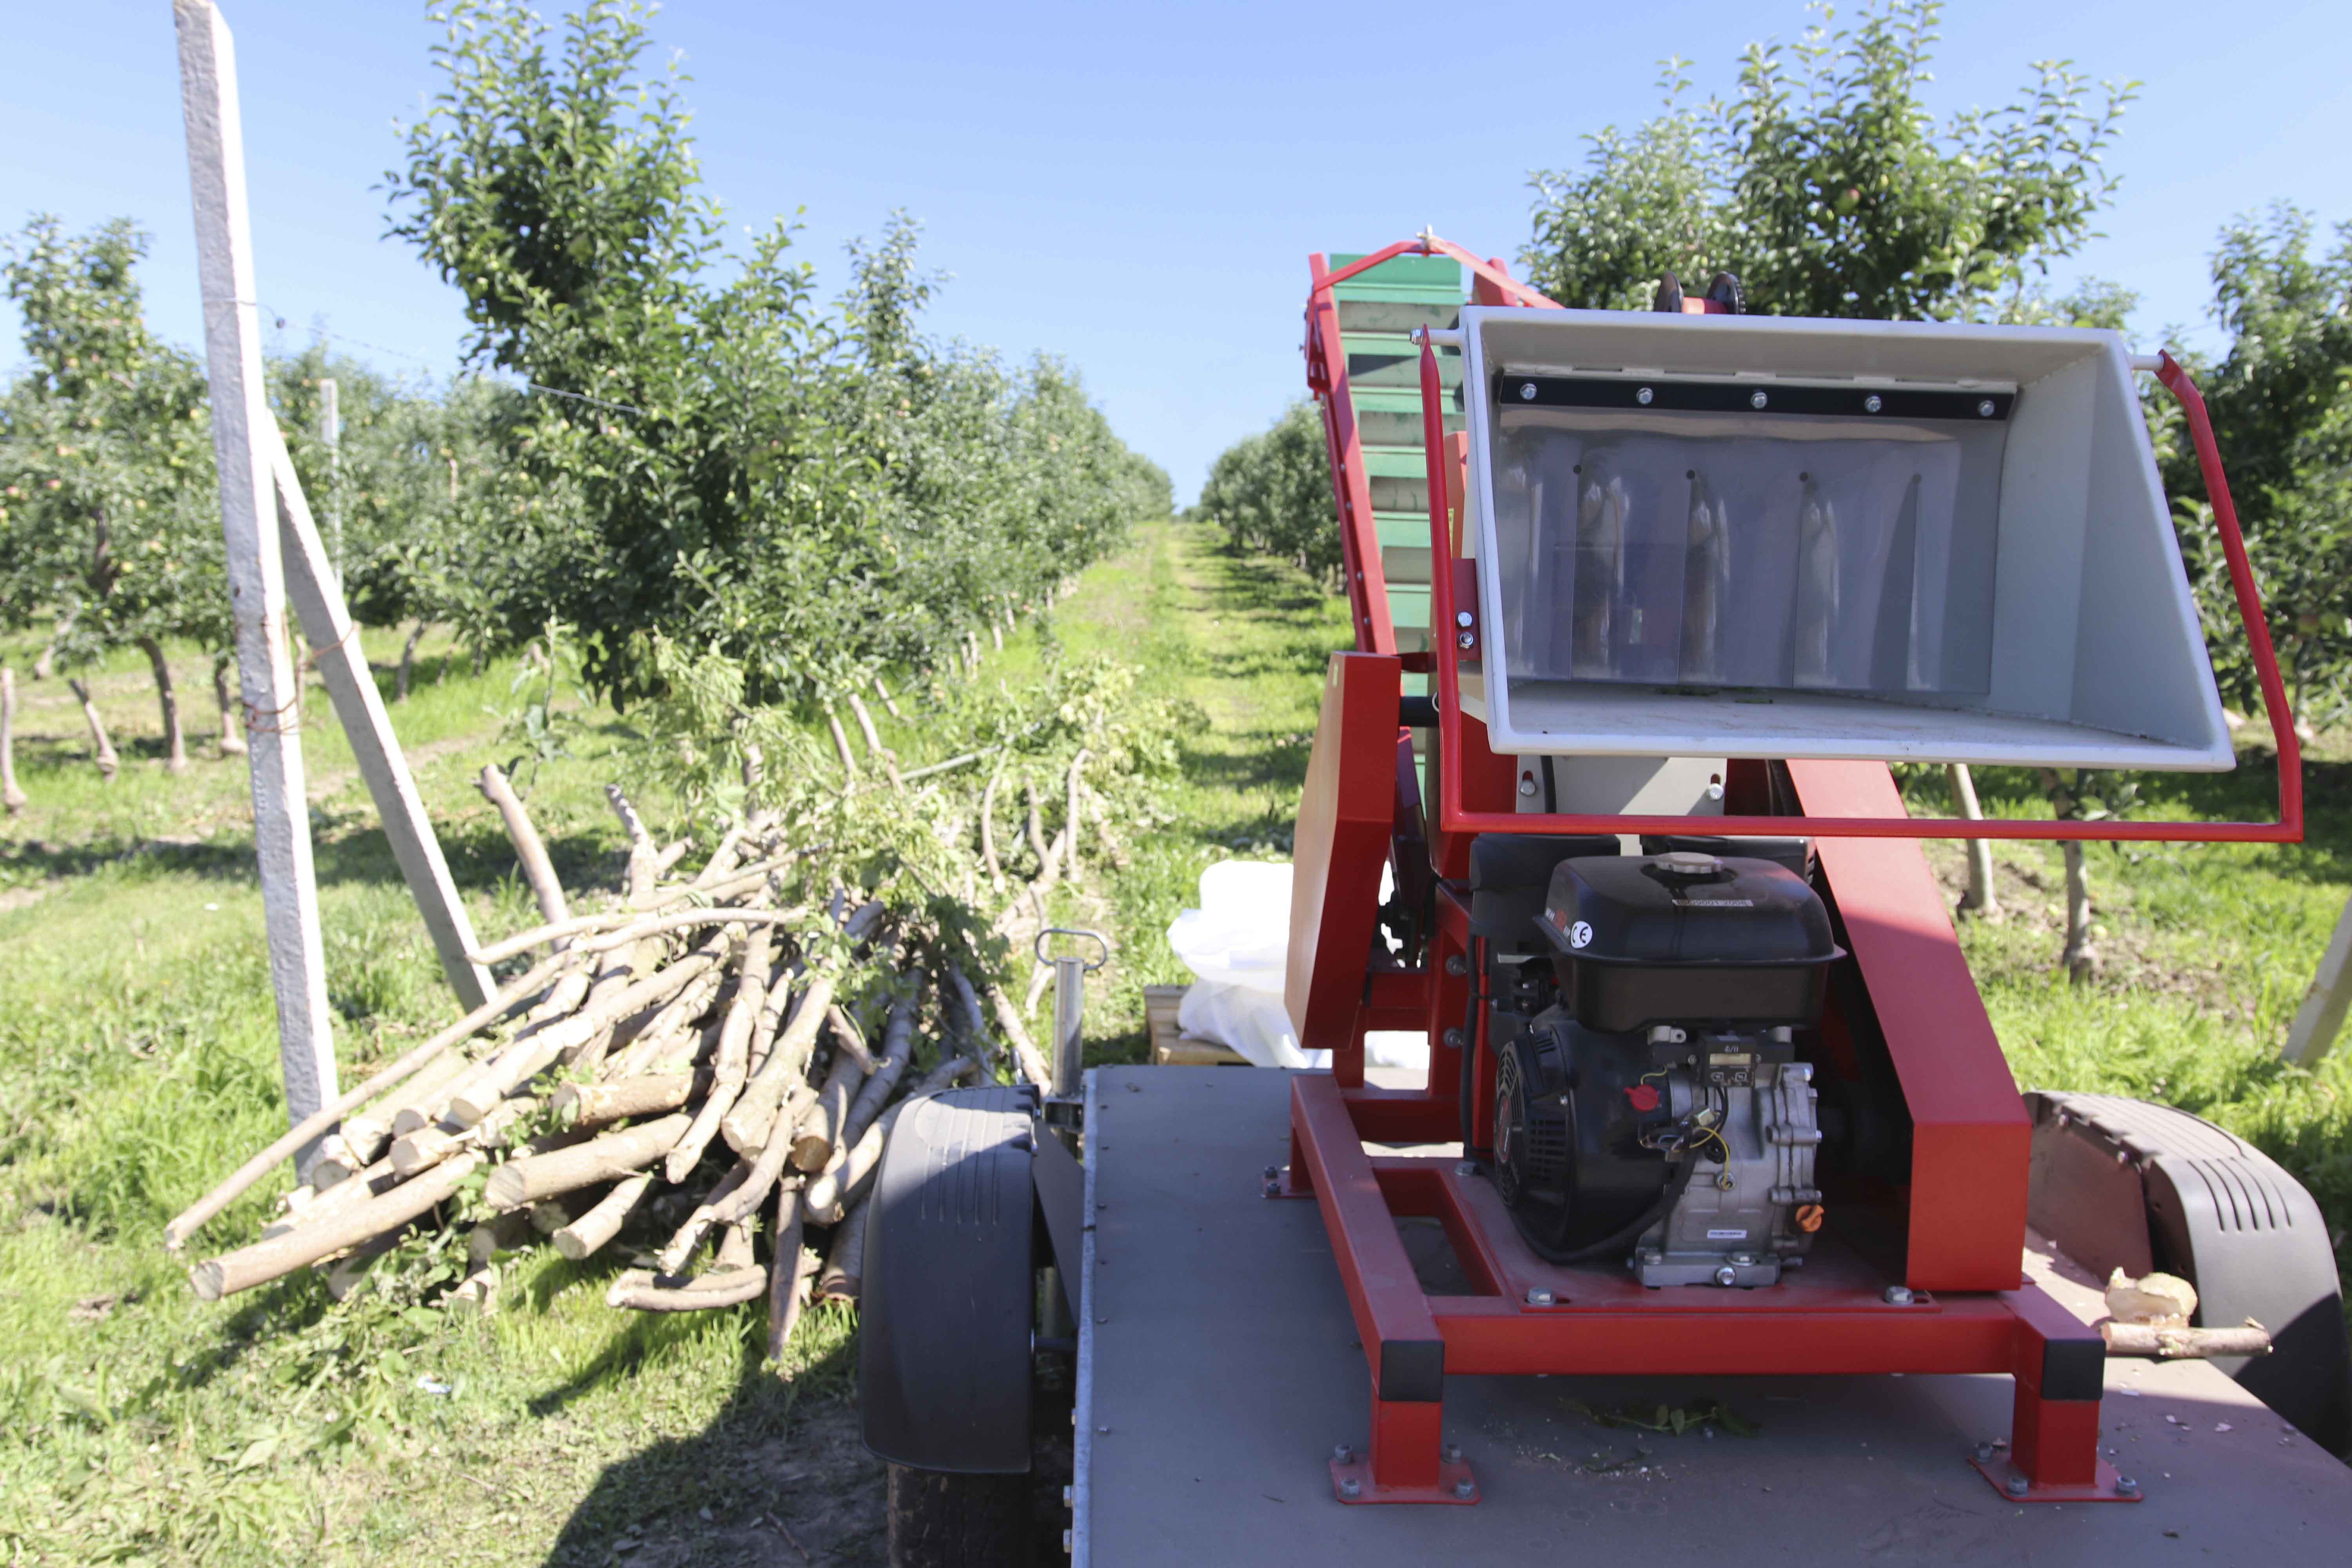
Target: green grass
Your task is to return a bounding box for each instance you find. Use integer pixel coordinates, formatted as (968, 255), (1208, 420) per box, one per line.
(0, 518), (2347, 1561)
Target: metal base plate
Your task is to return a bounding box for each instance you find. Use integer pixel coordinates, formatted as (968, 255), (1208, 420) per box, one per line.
(1971, 1452), (2141, 1503)
(1329, 1454), (1477, 1505)
(1076, 1067), (2352, 1568)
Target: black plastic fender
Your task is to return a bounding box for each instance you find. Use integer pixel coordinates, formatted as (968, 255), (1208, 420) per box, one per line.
(2026, 1091), (2351, 1454)
(860, 1085), (1040, 1473)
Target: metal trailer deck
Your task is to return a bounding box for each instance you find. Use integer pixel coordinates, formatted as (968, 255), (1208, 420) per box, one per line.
(1073, 1065), (2352, 1566)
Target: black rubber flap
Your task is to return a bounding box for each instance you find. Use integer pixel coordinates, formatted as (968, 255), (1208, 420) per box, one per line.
(860, 1086), (1036, 1472)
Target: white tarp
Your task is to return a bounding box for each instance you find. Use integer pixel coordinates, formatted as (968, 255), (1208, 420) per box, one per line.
(1166, 859), (1428, 1070)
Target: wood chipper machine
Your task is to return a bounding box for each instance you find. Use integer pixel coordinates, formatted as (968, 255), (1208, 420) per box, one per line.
(854, 237), (2352, 1567)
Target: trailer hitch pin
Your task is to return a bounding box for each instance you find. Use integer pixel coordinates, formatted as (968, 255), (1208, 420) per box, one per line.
(1036, 927), (1111, 1099)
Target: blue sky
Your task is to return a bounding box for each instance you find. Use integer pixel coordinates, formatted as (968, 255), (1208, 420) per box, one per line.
(5, 0), (2349, 501)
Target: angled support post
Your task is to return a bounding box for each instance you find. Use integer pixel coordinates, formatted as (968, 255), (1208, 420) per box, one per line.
(269, 433), (495, 1010)
(175, 0), (338, 1163)
(2284, 889), (2352, 1065)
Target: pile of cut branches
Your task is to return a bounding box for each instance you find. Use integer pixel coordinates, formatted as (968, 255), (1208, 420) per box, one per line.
(160, 654), (1172, 1351)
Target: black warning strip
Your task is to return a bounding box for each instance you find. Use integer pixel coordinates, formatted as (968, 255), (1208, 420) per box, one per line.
(1495, 373), (2013, 422)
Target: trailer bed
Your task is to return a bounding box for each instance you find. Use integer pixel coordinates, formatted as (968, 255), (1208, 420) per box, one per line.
(1074, 1065), (2352, 1566)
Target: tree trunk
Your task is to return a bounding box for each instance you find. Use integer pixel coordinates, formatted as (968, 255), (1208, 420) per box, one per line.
(136, 637), (189, 773)
(396, 619), (428, 702)
(0, 668), (26, 815)
(64, 678), (118, 781)
(873, 674), (904, 720)
(2060, 840), (2096, 984)
(211, 653), (247, 756)
(32, 638), (55, 681)
(1947, 764), (1996, 916)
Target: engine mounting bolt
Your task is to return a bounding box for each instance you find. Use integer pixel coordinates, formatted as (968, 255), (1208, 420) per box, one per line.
(1751, 390), (1769, 410)
(1263, 1179), (1282, 1198)
(1973, 1442), (1998, 1463)
(1520, 382), (1537, 401)
(1883, 1285), (1915, 1306)
(2006, 1475), (2031, 1497)
(1063, 1485), (1076, 1507)
(1714, 1265), (1738, 1287)
(1064, 1528), (1074, 1553)
(1333, 1444), (1356, 1465)
(1524, 1287), (1556, 1307)
(1453, 1477), (1477, 1500)
(1446, 956), (1469, 977)
(1457, 632), (1477, 651)
(1636, 386), (1654, 405)
(1456, 1161), (1477, 1177)
(2115, 1476), (2140, 1497)
(1864, 394), (1884, 413)
(1978, 399), (1997, 417)
(1263, 1165), (1280, 1180)
(1455, 610), (1474, 628)
(1442, 1443), (1463, 1463)
(1339, 1477), (1362, 1499)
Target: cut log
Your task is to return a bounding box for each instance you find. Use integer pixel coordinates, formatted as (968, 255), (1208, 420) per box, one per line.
(605, 1262), (766, 1312)
(768, 1181), (814, 1361)
(351, 1049), (474, 1147)
(2101, 1320), (2273, 1358)
(816, 1194), (872, 1304)
(163, 946), (579, 1250)
(483, 1113), (691, 1211)
(476, 762), (570, 933)
(606, 782), (656, 904)
(260, 1157), (399, 1239)
(554, 1072), (704, 1130)
(665, 929), (769, 1182)
(793, 1046), (867, 1172)
(989, 982), (1053, 1085)
(191, 1152), (480, 1301)
(658, 1158), (757, 1275)
(825, 1004), (874, 1074)
(723, 973), (836, 1154)
(323, 1229), (403, 1303)
(709, 1083), (819, 1229)
(554, 1171), (655, 1261)
(842, 987), (919, 1151)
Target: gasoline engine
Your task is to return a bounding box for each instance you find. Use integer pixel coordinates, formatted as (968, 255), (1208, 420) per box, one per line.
(1481, 848), (1841, 1287)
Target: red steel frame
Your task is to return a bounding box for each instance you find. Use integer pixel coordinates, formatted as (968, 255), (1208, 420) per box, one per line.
(1285, 237), (2305, 1506)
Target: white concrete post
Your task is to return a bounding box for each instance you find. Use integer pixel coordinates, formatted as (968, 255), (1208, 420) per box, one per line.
(2284, 890), (2352, 1066)
(175, 0), (340, 1161)
(268, 431), (497, 1011)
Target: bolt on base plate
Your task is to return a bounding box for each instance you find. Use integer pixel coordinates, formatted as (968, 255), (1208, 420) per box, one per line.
(1260, 1165), (1312, 1200)
(1969, 1452), (2143, 1503)
(1329, 1452), (1479, 1506)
